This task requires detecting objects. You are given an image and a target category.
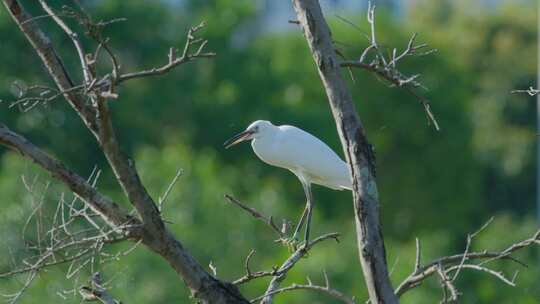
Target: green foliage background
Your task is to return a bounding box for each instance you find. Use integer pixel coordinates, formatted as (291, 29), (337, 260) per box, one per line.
(0, 0), (538, 303)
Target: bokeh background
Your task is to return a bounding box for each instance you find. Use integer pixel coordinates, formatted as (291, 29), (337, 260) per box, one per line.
(0, 0), (538, 303)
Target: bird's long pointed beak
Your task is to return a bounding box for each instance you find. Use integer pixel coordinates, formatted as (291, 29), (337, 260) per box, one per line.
(224, 130), (252, 149)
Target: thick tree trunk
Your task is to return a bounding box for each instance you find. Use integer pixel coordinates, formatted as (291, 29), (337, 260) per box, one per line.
(291, 1), (398, 303)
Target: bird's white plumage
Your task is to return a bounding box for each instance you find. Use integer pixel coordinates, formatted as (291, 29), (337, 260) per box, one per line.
(225, 120), (352, 243)
(248, 121), (352, 190)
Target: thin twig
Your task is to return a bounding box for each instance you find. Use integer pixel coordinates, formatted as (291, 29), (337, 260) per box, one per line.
(233, 250), (280, 285)
(395, 227), (539, 298)
(338, 2), (439, 131)
(260, 233), (340, 304)
(224, 194), (284, 238)
(451, 217), (494, 281)
(253, 271), (354, 304)
(511, 87), (540, 96)
(38, 1), (92, 84)
(414, 238), (421, 272)
(158, 168), (184, 212)
(446, 264), (516, 287)
(116, 21), (215, 84)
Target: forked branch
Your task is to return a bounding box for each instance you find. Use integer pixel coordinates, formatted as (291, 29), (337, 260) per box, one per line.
(339, 3), (439, 130)
(117, 21), (215, 83)
(252, 271), (355, 304)
(396, 219), (540, 301)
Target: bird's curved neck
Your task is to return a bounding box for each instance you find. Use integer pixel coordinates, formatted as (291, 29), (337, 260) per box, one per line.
(251, 129), (277, 157)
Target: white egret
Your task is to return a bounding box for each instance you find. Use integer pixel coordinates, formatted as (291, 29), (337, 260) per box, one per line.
(224, 120), (351, 245)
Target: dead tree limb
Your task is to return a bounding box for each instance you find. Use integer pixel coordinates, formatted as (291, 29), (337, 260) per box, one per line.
(259, 233), (340, 304)
(223, 194), (351, 303)
(395, 227), (540, 299)
(2, 0), (98, 132)
(338, 5), (438, 130)
(252, 271), (355, 304)
(225, 194), (285, 238)
(1, 1), (247, 303)
(0, 124), (138, 232)
(291, 1), (398, 303)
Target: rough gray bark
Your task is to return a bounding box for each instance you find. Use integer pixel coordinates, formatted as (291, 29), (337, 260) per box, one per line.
(291, 1), (399, 303)
(2, 1), (249, 303)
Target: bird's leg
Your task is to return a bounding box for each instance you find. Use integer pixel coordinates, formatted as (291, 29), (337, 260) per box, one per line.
(291, 203), (309, 241)
(281, 180), (311, 251)
(303, 182), (314, 247)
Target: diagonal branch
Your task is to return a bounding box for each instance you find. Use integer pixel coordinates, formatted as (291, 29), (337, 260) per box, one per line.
(38, 0), (93, 85)
(94, 96), (163, 230)
(0, 123), (139, 235)
(2, 0), (98, 132)
(225, 194), (285, 238)
(291, 1), (398, 303)
(260, 233), (340, 304)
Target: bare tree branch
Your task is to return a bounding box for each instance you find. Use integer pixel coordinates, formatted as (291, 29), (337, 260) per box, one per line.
(291, 1), (398, 303)
(158, 168), (184, 212)
(2, 1), (249, 302)
(0, 123), (139, 232)
(435, 263), (459, 303)
(339, 4), (439, 131)
(5, 84), (85, 112)
(116, 21), (215, 84)
(252, 272), (356, 304)
(225, 194), (285, 238)
(38, 0), (93, 85)
(395, 226), (540, 299)
(225, 197), (351, 303)
(260, 233), (340, 304)
(233, 250), (279, 285)
(2, 0), (98, 132)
